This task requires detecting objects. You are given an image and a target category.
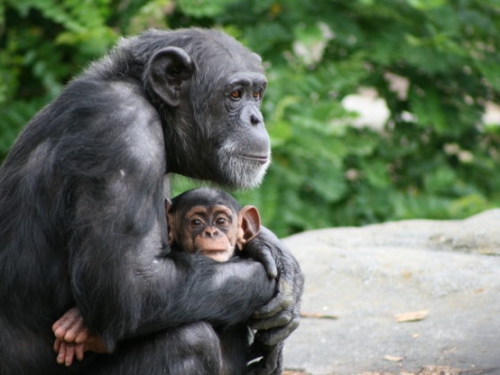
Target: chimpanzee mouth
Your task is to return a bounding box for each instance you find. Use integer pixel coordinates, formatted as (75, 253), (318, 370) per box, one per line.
(239, 154), (269, 164)
(199, 249), (227, 257)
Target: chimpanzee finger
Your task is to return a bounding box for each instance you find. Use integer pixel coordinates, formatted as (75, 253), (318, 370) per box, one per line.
(63, 326), (81, 342)
(60, 313), (89, 344)
(56, 344), (64, 364)
(53, 310), (80, 340)
(247, 344), (283, 375)
(75, 329), (90, 344)
(254, 317), (300, 346)
(249, 246), (278, 279)
(56, 341), (68, 365)
(64, 343), (76, 366)
(247, 350), (276, 375)
(75, 343), (85, 361)
(253, 279), (293, 319)
(53, 319), (72, 339)
(54, 338), (62, 353)
(52, 307), (79, 328)
(249, 310), (292, 330)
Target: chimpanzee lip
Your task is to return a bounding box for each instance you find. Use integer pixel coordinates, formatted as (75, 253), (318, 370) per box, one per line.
(199, 249), (227, 255)
(239, 154), (269, 164)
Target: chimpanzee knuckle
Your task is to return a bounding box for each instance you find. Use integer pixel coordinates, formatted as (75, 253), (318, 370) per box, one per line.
(261, 321), (297, 346)
(262, 256), (278, 279)
(253, 282), (293, 320)
(250, 309), (293, 331)
(288, 317), (300, 334)
(252, 300), (281, 319)
(247, 247), (277, 279)
(274, 311), (294, 327)
(269, 320), (300, 345)
(54, 326), (66, 340)
(248, 319), (269, 331)
(279, 279), (294, 306)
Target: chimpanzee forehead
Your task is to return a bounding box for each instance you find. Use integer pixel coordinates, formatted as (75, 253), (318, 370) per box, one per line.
(171, 188), (241, 214)
(226, 72), (267, 87)
(178, 198), (239, 213)
(184, 204), (235, 218)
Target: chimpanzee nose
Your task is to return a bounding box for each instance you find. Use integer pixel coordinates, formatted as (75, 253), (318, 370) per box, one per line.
(204, 227), (220, 238)
(250, 114), (261, 126)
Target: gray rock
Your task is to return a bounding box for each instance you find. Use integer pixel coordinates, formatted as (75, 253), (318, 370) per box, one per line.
(282, 209), (500, 375)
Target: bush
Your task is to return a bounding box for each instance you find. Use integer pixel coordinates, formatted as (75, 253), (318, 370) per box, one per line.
(2, 0), (500, 237)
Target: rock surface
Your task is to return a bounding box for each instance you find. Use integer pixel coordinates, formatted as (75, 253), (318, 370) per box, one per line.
(282, 209), (500, 375)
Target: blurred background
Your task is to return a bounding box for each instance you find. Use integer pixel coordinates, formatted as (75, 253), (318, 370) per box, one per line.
(1, 0), (500, 237)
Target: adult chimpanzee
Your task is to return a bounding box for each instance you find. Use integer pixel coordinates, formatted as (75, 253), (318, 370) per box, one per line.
(0, 28), (303, 375)
(53, 188), (286, 374)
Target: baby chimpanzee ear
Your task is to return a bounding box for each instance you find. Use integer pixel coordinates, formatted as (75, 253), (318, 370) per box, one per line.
(236, 206), (261, 251)
(164, 199), (176, 245)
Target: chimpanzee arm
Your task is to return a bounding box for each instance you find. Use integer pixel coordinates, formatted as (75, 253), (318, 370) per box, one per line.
(244, 227), (304, 346)
(66, 83), (276, 350)
(71, 168), (276, 350)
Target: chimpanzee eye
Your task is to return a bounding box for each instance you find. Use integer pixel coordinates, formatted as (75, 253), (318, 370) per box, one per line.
(230, 90), (242, 99)
(253, 91), (261, 99)
(191, 219), (203, 227)
(216, 217), (229, 225)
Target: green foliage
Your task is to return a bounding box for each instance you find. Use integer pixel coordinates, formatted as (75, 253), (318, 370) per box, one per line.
(177, 0), (239, 18)
(2, 0), (500, 237)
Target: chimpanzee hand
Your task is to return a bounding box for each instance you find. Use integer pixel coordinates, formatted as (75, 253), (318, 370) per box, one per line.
(247, 341), (284, 375)
(53, 339), (85, 366)
(243, 226), (304, 346)
(52, 307), (108, 366)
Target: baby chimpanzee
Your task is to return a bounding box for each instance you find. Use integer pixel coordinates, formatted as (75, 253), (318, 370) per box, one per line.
(166, 187), (261, 263)
(53, 188), (282, 374)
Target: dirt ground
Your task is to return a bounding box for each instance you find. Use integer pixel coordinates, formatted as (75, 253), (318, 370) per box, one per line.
(284, 366), (488, 375)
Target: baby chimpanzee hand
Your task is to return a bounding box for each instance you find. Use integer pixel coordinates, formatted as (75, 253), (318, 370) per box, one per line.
(52, 307), (108, 366)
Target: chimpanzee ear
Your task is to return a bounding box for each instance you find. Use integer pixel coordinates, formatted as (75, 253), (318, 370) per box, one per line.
(236, 206), (261, 251)
(164, 199), (175, 245)
(147, 47), (195, 107)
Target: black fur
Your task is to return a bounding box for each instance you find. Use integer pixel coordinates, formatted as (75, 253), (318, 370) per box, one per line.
(169, 188), (259, 375)
(0, 28), (302, 375)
